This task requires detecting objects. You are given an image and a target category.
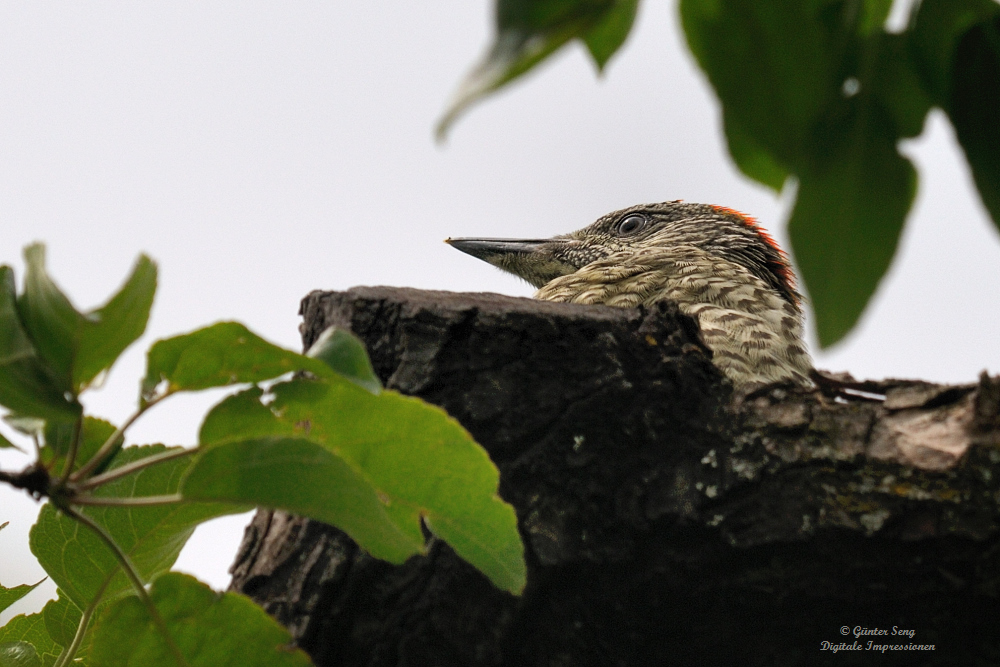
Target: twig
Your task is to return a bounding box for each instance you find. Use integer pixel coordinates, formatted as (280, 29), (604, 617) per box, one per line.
(71, 391), (172, 482)
(71, 494), (184, 507)
(56, 417), (84, 487)
(0, 465), (50, 499)
(52, 571), (114, 667)
(75, 448), (196, 493)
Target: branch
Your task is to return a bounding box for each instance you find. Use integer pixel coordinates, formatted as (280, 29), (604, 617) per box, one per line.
(75, 448), (195, 493)
(70, 494), (183, 507)
(0, 464), (50, 498)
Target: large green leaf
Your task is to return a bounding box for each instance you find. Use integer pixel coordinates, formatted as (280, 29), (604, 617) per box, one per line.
(789, 105), (916, 346)
(911, 0), (1000, 104)
(722, 114), (789, 192)
(911, 0), (1000, 231)
(680, 0), (934, 345)
(437, 0), (639, 138)
(949, 12), (1000, 231)
(680, 0), (850, 172)
(194, 376), (526, 594)
(0, 266), (81, 423)
(74, 255), (157, 390)
(140, 322), (333, 406)
(16, 245), (81, 393)
(1, 247), (155, 416)
(90, 573), (314, 667)
(181, 436), (425, 563)
(30, 445), (244, 609)
(868, 32), (933, 140)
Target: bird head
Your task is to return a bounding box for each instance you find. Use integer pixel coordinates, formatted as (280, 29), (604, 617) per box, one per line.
(446, 201), (800, 308)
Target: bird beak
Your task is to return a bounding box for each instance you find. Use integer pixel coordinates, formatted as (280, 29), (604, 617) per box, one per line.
(445, 237), (549, 260)
(445, 236), (579, 288)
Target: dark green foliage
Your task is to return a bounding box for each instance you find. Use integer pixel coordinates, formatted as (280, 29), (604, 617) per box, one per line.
(948, 13), (1000, 230)
(0, 245), (525, 666)
(444, 0), (1000, 347)
(437, 0), (639, 138)
(89, 574), (314, 667)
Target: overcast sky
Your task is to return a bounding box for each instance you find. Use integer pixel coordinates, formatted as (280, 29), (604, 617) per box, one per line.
(2, 1), (999, 624)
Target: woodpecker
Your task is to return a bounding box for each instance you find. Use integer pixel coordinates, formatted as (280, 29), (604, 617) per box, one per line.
(446, 201), (813, 389)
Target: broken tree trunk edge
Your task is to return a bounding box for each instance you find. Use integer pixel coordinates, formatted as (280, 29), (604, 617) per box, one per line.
(228, 286), (1000, 667)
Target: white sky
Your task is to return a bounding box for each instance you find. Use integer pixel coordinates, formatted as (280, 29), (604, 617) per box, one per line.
(2, 1), (999, 624)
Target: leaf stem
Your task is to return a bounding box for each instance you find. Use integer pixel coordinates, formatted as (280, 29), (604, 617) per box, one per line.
(71, 391), (172, 482)
(52, 571), (114, 667)
(63, 506), (191, 667)
(71, 493), (184, 507)
(75, 448), (196, 492)
(56, 416), (84, 487)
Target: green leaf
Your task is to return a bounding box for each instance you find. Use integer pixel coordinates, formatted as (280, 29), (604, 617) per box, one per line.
(0, 581), (43, 617)
(722, 114), (789, 191)
(0, 642), (41, 667)
(437, 0), (636, 139)
(16, 245), (82, 393)
(0, 430), (19, 450)
(305, 327), (381, 394)
(911, 0), (1000, 232)
(867, 32), (933, 139)
(860, 0), (893, 35)
(789, 107), (916, 347)
(7, 246), (156, 396)
(911, 0), (1000, 104)
(41, 594), (80, 653)
(30, 445), (244, 609)
(0, 614), (59, 667)
(583, 0), (639, 70)
(195, 376), (526, 594)
(74, 255), (157, 390)
(89, 573), (314, 667)
(39, 416), (120, 474)
(948, 13), (1000, 232)
(0, 266), (81, 423)
(181, 436), (426, 563)
(140, 322), (333, 405)
(680, 0), (935, 345)
(0, 523), (45, 615)
(196, 387), (279, 445)
(680, 0), (848, 173)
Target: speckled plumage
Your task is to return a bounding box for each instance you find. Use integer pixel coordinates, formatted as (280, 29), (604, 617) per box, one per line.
(447, 202), (813, 389)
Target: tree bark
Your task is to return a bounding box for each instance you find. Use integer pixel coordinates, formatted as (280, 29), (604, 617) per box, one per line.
(229, 286), (1000, 666)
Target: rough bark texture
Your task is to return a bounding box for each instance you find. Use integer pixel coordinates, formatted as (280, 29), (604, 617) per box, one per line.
(229, 286), (1000, 666)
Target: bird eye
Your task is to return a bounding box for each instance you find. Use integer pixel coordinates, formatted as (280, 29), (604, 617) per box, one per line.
(616, 214), (646, 236)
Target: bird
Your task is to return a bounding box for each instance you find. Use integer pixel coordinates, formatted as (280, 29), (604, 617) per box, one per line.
(445, 201), (813, 390)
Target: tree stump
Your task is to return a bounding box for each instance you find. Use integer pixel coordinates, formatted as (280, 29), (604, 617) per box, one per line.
(228, 286), (1000, 666)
